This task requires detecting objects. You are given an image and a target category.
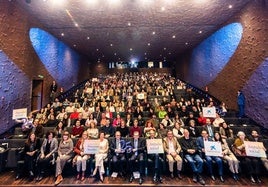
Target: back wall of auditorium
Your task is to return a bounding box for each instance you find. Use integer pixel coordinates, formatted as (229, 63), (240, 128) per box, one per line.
(0, 0), (267, 134)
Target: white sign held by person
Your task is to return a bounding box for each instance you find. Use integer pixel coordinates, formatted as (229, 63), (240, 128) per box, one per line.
(84, 140), (100, 154)
(137, 93), (145, 100)
(12, 108), (27, 119)
(244, 141), (267, 158)
(204, 141), (223, 157)
(146, 139), (164, 154)
(202, 107), (216, 118)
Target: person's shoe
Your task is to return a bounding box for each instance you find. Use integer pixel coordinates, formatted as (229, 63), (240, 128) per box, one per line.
(170, 172), (174, 178)
(29, 171), (34, 181)
(211, 175), (215, 181)
(177, 173), (182, 179)
(193, 174), (198, 183)
(232, 173), (237, 181)
(250, 175), (256, 183)
(139, 178), (143, 185)
(198, 175), (205, 185)
(81, 172), (85, 181)
(55, 175), (63, 185)
(220, 176), (224, 182)
(76, 173), (80, 180)
(15, 174), (20, 180)
(158, 177), (163, 183)
(129, 175), (134, 183)
(153, 175), (157, 182)
(99, 174), (104, 183)
(256, 176), (261, 183)
(91, 168), (97, 177)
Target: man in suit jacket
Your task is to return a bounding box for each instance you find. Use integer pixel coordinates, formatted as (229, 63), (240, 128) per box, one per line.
(163, 130), (183, 179)
(109, 131), (126, 176)
(203, 118), (215, 140)
(128, 131), (146, 184)
(196, 130), (224, 182)
(179, 129), (205, 185)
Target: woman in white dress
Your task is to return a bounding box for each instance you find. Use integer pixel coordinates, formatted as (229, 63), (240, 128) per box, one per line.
(92, 132), (109, 182)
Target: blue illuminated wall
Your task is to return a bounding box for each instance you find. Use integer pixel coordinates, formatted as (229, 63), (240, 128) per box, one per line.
(0, 51), (31, 134)
(243, 58), (268, 127)
(29, 28), (80, 90)
(187, 23), (243, 88)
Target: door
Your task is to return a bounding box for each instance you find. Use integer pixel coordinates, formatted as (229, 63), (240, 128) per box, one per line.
(31, 79), (43, 111)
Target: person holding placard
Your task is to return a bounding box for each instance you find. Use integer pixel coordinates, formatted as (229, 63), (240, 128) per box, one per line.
(128, 131), (146, 185)
(109, 131), (127, 177)
(214, 132), (239, 181)
(73, 131), (91, 181)
(147, 129), (164, 183)
(233, 131), (262, 183)
(178, 129), (205, 185)
(92, 132), (109, 182)
(163, 130), (183, 179)
(248, 130), (268, 172)
(196, 130), (224, 182)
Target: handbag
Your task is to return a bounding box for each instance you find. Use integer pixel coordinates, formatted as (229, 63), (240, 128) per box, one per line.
(231, 145), (246, 157)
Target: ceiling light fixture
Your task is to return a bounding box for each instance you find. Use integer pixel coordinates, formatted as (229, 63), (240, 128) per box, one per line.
(172, 35), (176, 38)
(61, 33), (64, 36)
(152, 31), (156, 35)
(199, 30), (203, 34)
(127, 22), (131, 26)
(228, 5), (233, 9)
(130, 48), (133, 51)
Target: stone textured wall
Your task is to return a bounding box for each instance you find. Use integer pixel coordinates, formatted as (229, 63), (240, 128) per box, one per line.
(176, 1), (268, 128)
(0, 1), (88, 134)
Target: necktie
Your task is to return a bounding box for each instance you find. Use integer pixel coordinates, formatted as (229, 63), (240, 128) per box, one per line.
(134, 140), (138, 156)
(208, 126), (213, 137)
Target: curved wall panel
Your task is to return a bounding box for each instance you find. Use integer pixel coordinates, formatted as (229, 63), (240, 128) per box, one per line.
(0, 51), (30, 134)
(29, 28), (80, 90)
(187, 23), (243, 88)
(243, 58), (268, 127)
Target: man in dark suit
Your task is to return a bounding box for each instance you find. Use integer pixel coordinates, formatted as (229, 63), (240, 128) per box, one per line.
(109, 131), (126, 176)
(179, 129), (205, 185)
(147, 129), (164, 183)
(203, 118), (215, 140)
(196, 130), (224, 182)
(128, 131), (146, 184)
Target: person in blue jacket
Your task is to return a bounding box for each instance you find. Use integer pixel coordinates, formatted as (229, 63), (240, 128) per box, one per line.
(237, 90), (245, 118)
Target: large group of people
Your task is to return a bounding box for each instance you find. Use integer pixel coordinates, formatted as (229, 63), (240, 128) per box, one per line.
(17, 72), (267, 185)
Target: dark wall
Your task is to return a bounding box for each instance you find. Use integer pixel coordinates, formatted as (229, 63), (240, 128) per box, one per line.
(0, 1), (88, 134)
(175, 1), (268, 128)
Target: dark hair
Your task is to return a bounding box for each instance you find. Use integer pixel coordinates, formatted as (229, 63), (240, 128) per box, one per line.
(214, 132), (224, 144)
(26, 132), (37, 145)
(46, 130), (55, 139)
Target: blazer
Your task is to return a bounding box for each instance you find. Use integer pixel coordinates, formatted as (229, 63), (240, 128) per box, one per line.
(109, 138), (127, 155)
(196, 136), (213, 153)
(163, 137), (181, 154)
(129, 137), (146, 155)
(40, 137), (58, 156)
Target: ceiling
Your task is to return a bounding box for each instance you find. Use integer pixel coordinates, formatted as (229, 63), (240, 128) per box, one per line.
(17, 0), (250, 63)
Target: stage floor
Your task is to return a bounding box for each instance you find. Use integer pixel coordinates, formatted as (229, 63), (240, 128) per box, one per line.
(0, 170), (267, 186)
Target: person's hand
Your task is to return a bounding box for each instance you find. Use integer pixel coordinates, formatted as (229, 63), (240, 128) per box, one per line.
(40, 154), (45, 159)
(170, 152), (177, 157)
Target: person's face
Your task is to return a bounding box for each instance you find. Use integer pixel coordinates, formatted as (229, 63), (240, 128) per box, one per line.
(201, 131), (208, 138)
(48, 132), (53, 139)
(100, 133), (105, 139)
(184, 129), (189, 138)
(82, 132), (88, 139)
(252, 131), (258, 138)
(214, 133), (220, 140)
(30, 133), (35, 141)
(149, 131), (155, 138)
(115, 132), (121, 140)
(206, 119), (211, 125)
(239, 133), (245, 140)
(167, 131), (173, 139)
(133, 132), (139, 140)
(76, 121), (81, 127)
(63, 134), (69, 141)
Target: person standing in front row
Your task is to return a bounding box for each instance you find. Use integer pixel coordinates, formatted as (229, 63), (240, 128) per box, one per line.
(54, 131), (74, 185)
(179, 129), (205, 185)
(50, 80), (57, 103)
(163, 130), (183, 179)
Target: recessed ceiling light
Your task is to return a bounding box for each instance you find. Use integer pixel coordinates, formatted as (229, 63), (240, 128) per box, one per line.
(130, 48), (133, 51)
(228, 5), (233, 9)
(114, 53), (117, 56)
(161, 7), (165, 11)
(73, 44), (76, 47)
(147, 43), (150, 46)
(96, 48), (99, 51)
(152, 31), (156, 35)
(74, 23), (79, 27)
(160, 54), (162, 57)
(145, 57), (147, 60)
(118, 57), (121, 60)
(199, 30), (203, 34)
(87, 36), (90, 40)
(172, 35), (176, 38)
(164, 47), (166, 50)
(169, 52), (171, 55)
(61, 33), (64, 36)
(185, 42), (189, 45)
(102, 55), (105, 57)
(144, 52), (147, 55)
(127, 22), (131, 26)
(110, 44), (113, 46)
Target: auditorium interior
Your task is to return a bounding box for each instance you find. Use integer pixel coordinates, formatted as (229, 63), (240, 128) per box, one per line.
(0, 0), (267, 186)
